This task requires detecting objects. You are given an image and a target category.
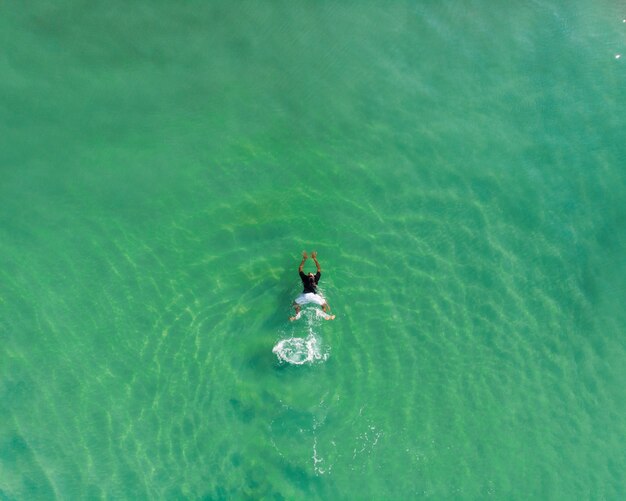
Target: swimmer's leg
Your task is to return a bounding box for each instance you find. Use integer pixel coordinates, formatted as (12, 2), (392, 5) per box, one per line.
(289, 303), (301, 321)
(321, 303), (335, 320)
(290, 311), (302, 321)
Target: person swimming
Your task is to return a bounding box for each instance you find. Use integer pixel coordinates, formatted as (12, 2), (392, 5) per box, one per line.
(290, 251), (335, 321)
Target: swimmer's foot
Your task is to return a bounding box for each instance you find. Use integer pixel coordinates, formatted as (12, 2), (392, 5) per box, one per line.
(315, 309), (335, 320)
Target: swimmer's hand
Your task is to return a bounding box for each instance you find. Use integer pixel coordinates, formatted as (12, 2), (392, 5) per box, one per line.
(302, 251), (308, 259)
(311, 251), (317, 259)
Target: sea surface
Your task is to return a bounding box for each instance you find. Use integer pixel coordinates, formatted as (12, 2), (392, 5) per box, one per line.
(2, 1), (626, 499)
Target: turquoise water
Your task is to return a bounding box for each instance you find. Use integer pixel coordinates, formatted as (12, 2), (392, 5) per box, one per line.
(2, 1), (626, 499)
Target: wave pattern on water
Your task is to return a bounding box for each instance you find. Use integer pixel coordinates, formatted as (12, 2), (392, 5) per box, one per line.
(2, 0), (626, 499)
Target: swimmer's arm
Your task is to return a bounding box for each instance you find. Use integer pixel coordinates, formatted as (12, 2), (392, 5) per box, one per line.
(311, 251), (321, 272)
(298, 251), (308, 272)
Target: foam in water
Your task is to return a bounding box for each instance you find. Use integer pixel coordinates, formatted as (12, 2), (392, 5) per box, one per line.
(273, 334), (325, 365)
(273, 309), (330, 365)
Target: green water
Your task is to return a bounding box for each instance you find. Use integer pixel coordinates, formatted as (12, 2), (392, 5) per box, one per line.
(2, 1), (626, 499)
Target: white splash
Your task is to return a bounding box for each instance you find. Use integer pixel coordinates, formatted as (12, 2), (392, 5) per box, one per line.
(273, 308), (330, 364)
(273, 333), (327, 365)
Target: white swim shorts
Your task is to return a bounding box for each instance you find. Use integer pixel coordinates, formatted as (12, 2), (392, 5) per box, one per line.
(294, 292), (326, 306)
